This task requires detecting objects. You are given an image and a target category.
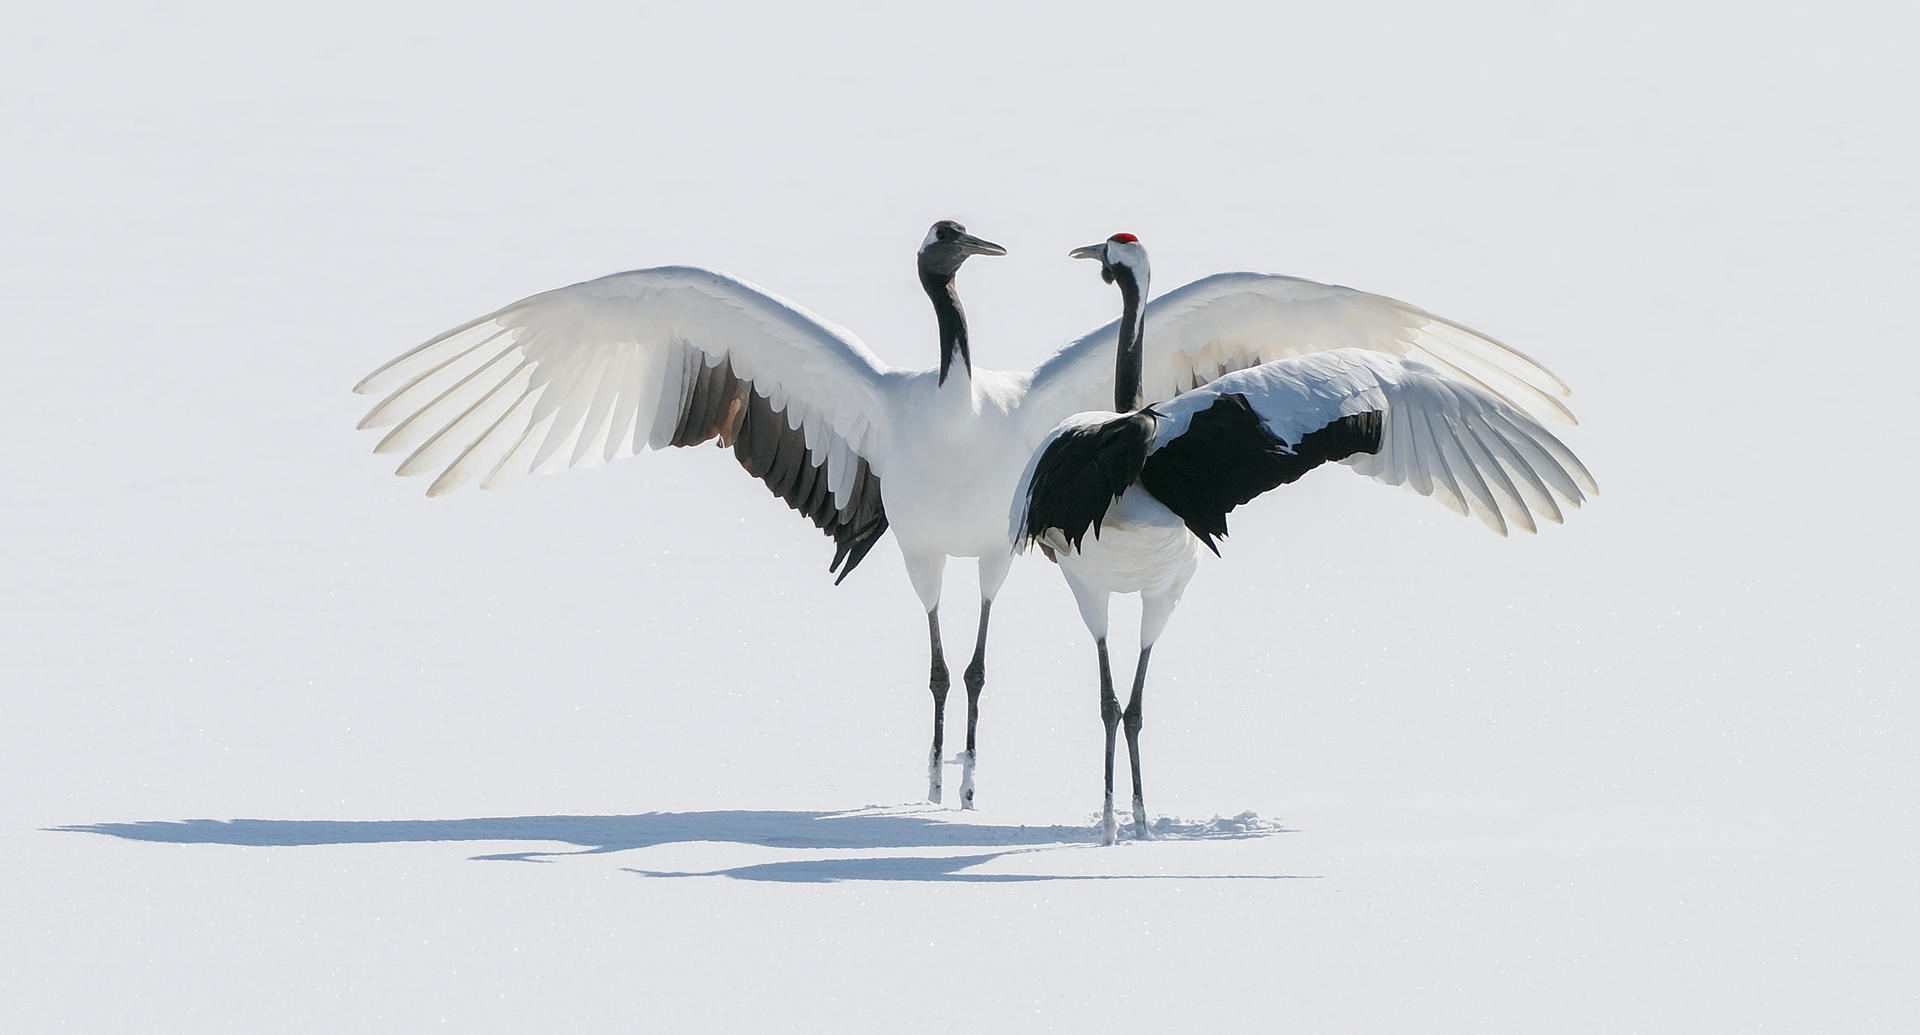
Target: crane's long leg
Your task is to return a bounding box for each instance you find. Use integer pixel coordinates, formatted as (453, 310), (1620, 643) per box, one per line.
(903, 553), (950, 804)
(1061, 568), (1119, 844)
(958, 598), (990, 809)
(1123, 645), (1153, 841)
(1128, 556), (1194, 840)
(1097, 638), (1121, 846)
(959, 552), (1012, 811)
(926, 609), (949, 804)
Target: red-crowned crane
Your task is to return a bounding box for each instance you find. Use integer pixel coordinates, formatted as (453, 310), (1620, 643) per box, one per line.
(357, 222), (1584, 812)
(1012, 233), (1596, 844)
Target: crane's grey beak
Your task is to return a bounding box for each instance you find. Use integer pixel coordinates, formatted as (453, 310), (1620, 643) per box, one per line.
(1069, 243), (1107, 261)
(958, 233), (1007, 257)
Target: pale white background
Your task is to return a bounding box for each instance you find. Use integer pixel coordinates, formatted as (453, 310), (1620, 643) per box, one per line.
(4, 1), (1913, 1030)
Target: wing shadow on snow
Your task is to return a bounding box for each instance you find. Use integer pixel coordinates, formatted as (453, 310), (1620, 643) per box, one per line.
(628, 848), (1314, 884)
(52, 808), (1292, 879)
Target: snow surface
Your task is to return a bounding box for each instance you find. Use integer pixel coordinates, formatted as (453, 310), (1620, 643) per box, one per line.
(4, 1), (1915, 1030)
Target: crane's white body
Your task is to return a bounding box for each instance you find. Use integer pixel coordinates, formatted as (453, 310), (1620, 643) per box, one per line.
(1052, 483), (1199, 646)
(881, 366), (1038, 588)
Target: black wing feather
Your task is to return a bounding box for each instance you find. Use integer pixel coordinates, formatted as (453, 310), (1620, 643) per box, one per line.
(1139, 394), (1382, 554)
(668, 353), (889, 581)
(1022, 411), (1157, 551)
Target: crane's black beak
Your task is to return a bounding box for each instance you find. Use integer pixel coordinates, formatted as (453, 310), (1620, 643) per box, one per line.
(958, 233), (1007, 257)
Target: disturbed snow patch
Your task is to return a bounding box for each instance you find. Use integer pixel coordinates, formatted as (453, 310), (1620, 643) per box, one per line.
(1111, 810), (1288, 842)
(827, 804), (1288, 845)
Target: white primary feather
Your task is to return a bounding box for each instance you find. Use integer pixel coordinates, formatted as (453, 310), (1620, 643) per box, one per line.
(356, 266), (896, 497)
(1024, 272), (1577, 436)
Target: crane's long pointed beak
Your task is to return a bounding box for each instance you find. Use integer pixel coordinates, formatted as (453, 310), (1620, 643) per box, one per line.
(959, 233), (1007, 257)
(1069, 243), (1106, 260)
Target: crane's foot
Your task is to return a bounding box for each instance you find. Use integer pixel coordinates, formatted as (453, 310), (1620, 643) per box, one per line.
(1100, 800), (1118, 846)
(958, 750), (976, 810)
(1131, 796), (1155, 840)
(927, 748), (943, 804)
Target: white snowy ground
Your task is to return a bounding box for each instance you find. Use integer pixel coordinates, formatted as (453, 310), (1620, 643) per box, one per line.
(4, 2), (1914, 1030)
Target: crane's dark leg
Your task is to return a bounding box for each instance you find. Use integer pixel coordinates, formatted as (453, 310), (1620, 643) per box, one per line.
(927, 609), (949, 804)
(1097, 638), (1121, 845)
(959, 598), (991, 810)
(1123, 645), (1154, 840)
(959, 552), (1012, 810)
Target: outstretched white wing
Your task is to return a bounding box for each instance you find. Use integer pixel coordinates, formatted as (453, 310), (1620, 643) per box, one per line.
(1024, 272), (1577, 437)
(1144, 350), (1596, 540)
(355, 265), (898, 576)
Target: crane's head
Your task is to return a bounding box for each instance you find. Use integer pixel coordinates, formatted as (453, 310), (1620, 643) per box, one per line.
(918, 220), (1007, 277)
(1069, 232), (1149, 287)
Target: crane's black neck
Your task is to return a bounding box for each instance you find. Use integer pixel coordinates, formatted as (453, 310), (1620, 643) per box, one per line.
(1111, 264), (1146, 412)
(921, 267), (971, 386)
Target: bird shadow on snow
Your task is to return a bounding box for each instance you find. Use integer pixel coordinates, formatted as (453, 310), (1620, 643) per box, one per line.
(625, 845), (1311, 884)
(52, 807), (1303, 883)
